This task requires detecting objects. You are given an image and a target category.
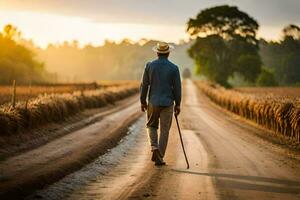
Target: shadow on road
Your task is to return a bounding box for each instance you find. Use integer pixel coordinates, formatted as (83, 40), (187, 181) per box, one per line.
(172, 169), (300, 194)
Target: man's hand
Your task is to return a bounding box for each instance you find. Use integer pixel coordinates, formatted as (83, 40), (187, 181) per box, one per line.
(141, 103), (147, 112)
(174, 105), (181, 116)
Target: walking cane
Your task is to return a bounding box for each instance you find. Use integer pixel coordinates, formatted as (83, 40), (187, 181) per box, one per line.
(175, 114), (190, 169)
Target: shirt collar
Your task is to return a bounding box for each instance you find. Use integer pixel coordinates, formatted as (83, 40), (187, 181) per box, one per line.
(158, 56), (168, 60)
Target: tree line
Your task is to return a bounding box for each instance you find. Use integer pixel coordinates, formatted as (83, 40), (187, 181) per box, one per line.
(0, 25), (194, 84)
(0, 25), (47, 85)
(187, 5), (300, 87)
(260, 25), (300, 86)
(0, 5), (299, 86)
(35, 39), (193, 82)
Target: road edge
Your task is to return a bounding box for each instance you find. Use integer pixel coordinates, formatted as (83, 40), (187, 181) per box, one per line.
(0, 111), (142, 199)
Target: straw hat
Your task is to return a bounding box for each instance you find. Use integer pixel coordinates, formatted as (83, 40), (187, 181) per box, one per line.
(152, 42), (174, 53)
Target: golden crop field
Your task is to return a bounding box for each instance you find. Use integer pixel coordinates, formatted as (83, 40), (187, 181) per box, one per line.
(0, 81), (137, 105)
(0, 81), (139, 135)
(0, 85), (86, 105)
(235, 87), (300, 98)
(195, 81), (300, 143)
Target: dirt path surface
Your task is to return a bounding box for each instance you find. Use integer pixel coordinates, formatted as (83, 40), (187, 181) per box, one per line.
(25, 80), (300, 200)
(1, 95), (139, 159)
(0, 96), (142, 199)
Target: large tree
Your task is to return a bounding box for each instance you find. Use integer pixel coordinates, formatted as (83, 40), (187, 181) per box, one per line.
(187, 5), (261, 87)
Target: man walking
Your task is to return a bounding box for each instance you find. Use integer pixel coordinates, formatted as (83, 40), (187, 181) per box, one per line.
(140, 42), (182, 166)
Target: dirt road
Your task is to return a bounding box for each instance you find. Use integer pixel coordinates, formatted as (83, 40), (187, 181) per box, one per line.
(23, 80), (300, 200)
(0, 95), (142, 199)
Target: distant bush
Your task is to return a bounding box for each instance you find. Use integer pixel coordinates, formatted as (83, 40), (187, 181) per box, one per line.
(256, 68), (278, 86)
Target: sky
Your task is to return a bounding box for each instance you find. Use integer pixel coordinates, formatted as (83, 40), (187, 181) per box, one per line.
(0, 0), (299, 48)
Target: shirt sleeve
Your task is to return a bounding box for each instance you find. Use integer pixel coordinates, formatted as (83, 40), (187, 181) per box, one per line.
(173, 67), (182, 106)
(140, 63), (150, 105)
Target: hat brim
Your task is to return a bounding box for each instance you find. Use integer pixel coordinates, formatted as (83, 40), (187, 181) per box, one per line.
(152, 45), (174, 53)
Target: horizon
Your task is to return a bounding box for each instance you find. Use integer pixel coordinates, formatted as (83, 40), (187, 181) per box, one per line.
(1, 0), (300, 48)
(0, 11), (190, 49)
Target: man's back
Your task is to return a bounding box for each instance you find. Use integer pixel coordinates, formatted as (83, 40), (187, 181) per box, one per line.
(140, 42), (181, 166)
(140, 56), (181, 107)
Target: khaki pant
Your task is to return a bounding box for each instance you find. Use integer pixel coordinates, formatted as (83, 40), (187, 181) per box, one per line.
(146, 103), (173, 157)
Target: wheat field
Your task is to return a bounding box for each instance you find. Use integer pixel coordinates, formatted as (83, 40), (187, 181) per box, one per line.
(195, 81), (300, 143)
(0, 81), (135, 105)
(0, 81), (139, 135)
(235, 87), (300, 98)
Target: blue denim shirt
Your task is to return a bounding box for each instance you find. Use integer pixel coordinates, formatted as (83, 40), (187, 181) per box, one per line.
(140, 56), (182, 107)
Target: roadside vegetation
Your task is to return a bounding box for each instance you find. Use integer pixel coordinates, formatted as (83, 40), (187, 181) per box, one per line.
(0, 81), (135, 105)
(195, 81), (300, 144)
(235, 87), (300, 98)
(0, 83), (139, 135)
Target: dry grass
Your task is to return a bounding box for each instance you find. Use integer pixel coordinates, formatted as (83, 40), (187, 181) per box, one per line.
(0, 81), (135, 105)
(0, 82), (139, 135)
(235, 87), (300, 98)
(0, 85), (86, 105)
(195, 81), (300, 143)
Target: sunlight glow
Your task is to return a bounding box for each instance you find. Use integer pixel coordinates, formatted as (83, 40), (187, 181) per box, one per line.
(0, 11), (190, 48)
